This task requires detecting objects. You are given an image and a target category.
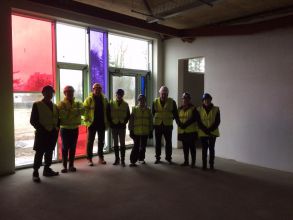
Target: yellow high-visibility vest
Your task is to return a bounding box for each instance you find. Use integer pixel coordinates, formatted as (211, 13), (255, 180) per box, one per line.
(58, 98), (84, 129)
(82, 93), (108, 128)
(133, 106), (152, 135)
(36, 101), (58, 131)
(110, 100), (129, 124)
(197, 106), (220, 137)
(178, 106), (198, 134)
(153, 98), (174, 126)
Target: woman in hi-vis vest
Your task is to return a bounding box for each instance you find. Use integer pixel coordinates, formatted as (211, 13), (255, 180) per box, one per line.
(197, 93), (221, 170)
(177, 92), (199, 168)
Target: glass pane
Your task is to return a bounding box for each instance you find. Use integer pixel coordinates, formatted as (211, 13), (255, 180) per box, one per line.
(56, 23), (88, 64)
(12, 14), (56, 92)
(112, 76), (136, 145)
(188, 57), (205, 73)
(58, 68), (87, 158)
(14, 93), (58, 166)
(109, 34), (149, 70)
(89, 29), (108, 93)
(59, 69), (83, 101)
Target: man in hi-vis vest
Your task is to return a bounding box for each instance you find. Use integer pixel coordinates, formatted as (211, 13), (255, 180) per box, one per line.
(107, 89), (130, 167)
(152, 86), (179, 164)
(128, 94), (153, 167)
(30, 85), (59, 183)
(197, 93), (221, 170)
(83, 83), (109, 166)
(58, 86), (84, 173)
(178, 92), (199, 168)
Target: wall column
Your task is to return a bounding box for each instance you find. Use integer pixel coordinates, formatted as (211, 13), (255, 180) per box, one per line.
(0, 2), (15, 175)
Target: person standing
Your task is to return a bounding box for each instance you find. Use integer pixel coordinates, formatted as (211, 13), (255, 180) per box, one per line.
(30, 85), (59, 182)
(58, 86), (84, 173)
(178, 92), (199, 168)
(128, 94), (153, 167)
(107, 89), (130, 167)
(197, 93), (221, 170)
(152, 86), (179, 164)
(83, 83), (109, 166)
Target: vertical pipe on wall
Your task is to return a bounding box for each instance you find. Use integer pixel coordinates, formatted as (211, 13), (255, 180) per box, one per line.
(0, 2), (15, 175)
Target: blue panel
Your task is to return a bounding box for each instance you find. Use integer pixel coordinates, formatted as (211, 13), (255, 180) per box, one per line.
(140, 76), (145, 95)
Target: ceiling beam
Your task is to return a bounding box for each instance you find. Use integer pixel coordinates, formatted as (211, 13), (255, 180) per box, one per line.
(26, 0), (179, 37)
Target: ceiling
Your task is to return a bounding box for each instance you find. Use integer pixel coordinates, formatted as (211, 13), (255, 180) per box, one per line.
(27, 0), (293, 38)
(74, 0), (293, 29)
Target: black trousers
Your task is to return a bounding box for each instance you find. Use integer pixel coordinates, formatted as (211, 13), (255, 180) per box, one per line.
(33, 129), (58, 171)
(155, 125), (173, 161)
(60, 128), (78, 168)
(180, 133), (197, 164)
(130, 135), (148, 164)
(87, 126), (105, 160)
(200, 136), (216, 167)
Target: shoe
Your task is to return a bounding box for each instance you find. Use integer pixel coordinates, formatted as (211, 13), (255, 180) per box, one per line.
(88, 159), (94, 166)
(113, 159), (120, 165)
(140, 160), (146, 164)
(43, 168), (59, 177)
(154, 160), (161, 164)
(210, 165), (215, 171)
(190, 164), (195, 168)
(202, 166), (207, 171)
(98, 159), (107, 165)
(129, 163), (137, 167)
(180, 162), (189, 167)
(166, 159), (173, 165)
(32, 171), (41, 183)
(61, 168), (68, 173)
(121, 161), (126, 167)
(69, 167), (77, 172)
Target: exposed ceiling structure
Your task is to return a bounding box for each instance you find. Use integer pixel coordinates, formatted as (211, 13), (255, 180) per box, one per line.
(27, 0), (293, 38)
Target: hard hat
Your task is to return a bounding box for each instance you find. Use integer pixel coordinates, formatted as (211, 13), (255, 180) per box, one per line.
(116, 89), (125, 96)
(182, 92), (191, 100)
(92, 83), (102, 89)
(159, 86), (169, 94)
(63, 85), (74, 93)
(137, 94), (146, 101)
(42, 85), (55, 93)
(202, 93), (212, 100)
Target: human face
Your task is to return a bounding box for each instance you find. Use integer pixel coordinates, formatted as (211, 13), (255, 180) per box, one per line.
(64, 89), (74, 101)
(92, 85), (102, 96)
(159, 91), (168, 102)
(182, 98), (190, 107)
(116, 93), (123, 102)
(203, 98), (212, 107)
(138, 98), (146, 107)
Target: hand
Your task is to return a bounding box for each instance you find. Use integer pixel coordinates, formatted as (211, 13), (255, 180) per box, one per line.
(148, 132), (153, 139)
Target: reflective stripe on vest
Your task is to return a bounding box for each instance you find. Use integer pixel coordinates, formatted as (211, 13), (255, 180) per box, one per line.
(58, 99), (84, 129)
(153, 98), (173, 126)
(178, 106), (197, 134)
(82, 93), (108, 128)
(36, 101), (58, 131)
(110, 100), (129, 124)
(133, 106), (151, 135)
(197, 106), (220, 137)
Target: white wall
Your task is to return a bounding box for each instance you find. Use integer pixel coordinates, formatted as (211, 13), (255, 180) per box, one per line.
(164, 28), (293, 172)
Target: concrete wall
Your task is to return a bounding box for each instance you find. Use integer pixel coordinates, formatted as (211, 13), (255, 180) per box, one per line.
(164, 28), (293, 172)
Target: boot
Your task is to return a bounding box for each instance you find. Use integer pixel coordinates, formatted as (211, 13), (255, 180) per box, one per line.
(113, 146), (120, 165)
(121, 147), (126, 167)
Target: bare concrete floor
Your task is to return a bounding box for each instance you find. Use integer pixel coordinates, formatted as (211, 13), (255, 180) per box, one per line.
(1, 147), (293, 220)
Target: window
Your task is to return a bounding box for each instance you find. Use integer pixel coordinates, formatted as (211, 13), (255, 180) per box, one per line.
(188, 57), (205, 73)
(108, 34), (149, 70)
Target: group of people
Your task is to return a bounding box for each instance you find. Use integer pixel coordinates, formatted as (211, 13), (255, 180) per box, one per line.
(30, 83), (220, 183)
